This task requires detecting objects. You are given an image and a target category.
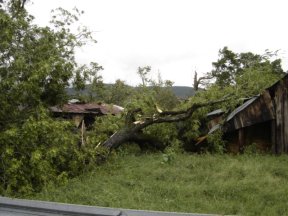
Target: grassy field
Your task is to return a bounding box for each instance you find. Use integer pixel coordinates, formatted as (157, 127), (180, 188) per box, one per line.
(27, 152), (288, 215)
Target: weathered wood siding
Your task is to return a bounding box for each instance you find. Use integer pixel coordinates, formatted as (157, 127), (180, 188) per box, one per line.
(226, 91), (274, 132)
(272, 76), (288, 153)
(224, 74), (288, 153)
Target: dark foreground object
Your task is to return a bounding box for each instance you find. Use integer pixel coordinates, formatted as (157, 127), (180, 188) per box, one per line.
(0, 196), (219, 216)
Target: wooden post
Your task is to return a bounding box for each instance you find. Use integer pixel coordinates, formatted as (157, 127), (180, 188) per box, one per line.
(274, 82), (283, 154)
(271, 120), (277, 153)
(283, 87), (288, 153)
(238, 128), (245, 153)
(81, 120), (86, 147)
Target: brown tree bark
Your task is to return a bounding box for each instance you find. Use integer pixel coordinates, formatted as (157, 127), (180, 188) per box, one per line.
(101, 97), (228, 151)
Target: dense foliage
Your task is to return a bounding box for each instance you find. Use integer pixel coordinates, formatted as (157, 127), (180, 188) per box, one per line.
(0, 109), (109, 195)
(0, 0), (286, 197)
(177, 47), (285, 152)
(0, 0), (105, 195)
(210, 47), (284, 87)
(0, 0), (97, 128)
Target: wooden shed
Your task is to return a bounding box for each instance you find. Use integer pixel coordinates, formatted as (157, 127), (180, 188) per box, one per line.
(221, 74), (288, 153)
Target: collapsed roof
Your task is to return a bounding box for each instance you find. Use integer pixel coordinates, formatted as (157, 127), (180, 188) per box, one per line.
(50, 103), (124, 115)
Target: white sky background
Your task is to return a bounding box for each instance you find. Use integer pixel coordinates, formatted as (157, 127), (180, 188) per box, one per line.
(27, 0), (288, 87)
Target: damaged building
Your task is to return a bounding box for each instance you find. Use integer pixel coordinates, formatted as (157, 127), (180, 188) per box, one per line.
(207, 73), (288, 154)
(50, 101), (124, 129)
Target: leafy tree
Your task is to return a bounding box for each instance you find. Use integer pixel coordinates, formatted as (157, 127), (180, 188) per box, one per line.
(211, 47), (240, 87)
(107, 79), (133, 106)
(0, 0), (107, 195)
(114, 67), (180, 129)
(73, 62), (105, 102)
(210, 47), (284, 88)
(0, 0), (97, 128)
(235, 63), (283, 97)
(137, 66), (151, 86)
(149, 72), (179, 110)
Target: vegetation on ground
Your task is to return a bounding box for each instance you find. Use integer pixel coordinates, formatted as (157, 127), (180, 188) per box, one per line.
(1, 1), (287, 209)
(27, 152), (288, 216)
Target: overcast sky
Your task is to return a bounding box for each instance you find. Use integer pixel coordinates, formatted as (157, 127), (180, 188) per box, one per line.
(27, 0), (288, 86)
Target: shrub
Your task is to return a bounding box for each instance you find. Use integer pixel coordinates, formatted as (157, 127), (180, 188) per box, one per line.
(206, 130), (226, 154)
(0, 109), (106, 196)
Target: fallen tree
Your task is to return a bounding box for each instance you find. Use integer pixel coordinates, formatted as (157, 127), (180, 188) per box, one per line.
(101, 97), (228, 151)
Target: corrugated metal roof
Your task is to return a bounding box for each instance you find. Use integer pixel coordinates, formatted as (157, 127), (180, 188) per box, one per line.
(203, 74), (288, 136)
(208, 124), (221, 134)
(226, 96), (259, 122)
(206, 109), (224, 117)
(50, 103), (124, 115)
(68, 99), (80, 104)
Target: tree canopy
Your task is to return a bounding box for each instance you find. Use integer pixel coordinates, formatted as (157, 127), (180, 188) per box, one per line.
(0, 0), (97, 128)
(210, 47), (285, 88)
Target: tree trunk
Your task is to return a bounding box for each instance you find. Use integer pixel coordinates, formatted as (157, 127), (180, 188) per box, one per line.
(101, 128), (132, 149)
(101, 97), (228, 151)
(193, 71), (212, 91)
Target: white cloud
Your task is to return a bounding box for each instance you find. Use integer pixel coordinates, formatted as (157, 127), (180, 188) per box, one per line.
(27, 0), (288, 86)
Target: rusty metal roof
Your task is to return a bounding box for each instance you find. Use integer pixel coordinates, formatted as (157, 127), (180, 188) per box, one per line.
(50, 103), (124, 115)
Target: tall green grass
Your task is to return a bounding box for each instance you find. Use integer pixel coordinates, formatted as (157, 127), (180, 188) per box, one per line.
(27, 153), (288, 215)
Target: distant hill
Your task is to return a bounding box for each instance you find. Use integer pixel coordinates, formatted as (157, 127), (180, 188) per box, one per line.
(171, 86), (195, 98)
(66, 85), (196, 99)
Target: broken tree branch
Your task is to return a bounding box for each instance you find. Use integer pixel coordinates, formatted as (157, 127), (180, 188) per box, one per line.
(101, 96), (229, 151)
